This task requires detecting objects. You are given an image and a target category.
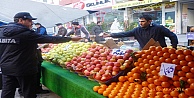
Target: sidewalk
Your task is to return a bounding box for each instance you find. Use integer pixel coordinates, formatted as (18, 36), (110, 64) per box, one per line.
(0, 86), (61, 98)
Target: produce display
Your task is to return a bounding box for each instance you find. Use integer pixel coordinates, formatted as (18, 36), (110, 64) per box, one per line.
(43, 42), (91, 66)
(43, 42), (136, 84)
(65, 43), (136, 83)
(93, 46), (194, 98)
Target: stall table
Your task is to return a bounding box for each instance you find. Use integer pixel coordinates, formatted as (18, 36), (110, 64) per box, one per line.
(41, 61), (105, 98)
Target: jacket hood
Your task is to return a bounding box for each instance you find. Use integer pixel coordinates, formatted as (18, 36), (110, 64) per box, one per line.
(0, 23), (29, 37)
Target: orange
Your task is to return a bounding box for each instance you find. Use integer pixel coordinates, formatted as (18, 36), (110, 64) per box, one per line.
(177, 54), (185, 60)
(186, 72), (194, 78)
(163, 52), (170, 58)
(155, 46), (162, 51)
(157, 51), (164, 57)
(182, 66), (190, 72)
(183, 49), (192, 55)
(168, 48), (176, 54)
(162, 47), (169, 52)
(161, 82), (170, 88)
(190, 83), (194, 89)
(118, 76), (126, 82)
(185, 55), (193, 61)
(184, 88), (194, 96)
(151, 51), (157, 56)
(170, 91), (179, 97)
(178, 93), (189, 98)
(149, 46), (156, 51)
(188, 61), (194, 67)
(93, 86), (100, 92)
(175, 49), (183, 54)
(170, 54), (177, 59)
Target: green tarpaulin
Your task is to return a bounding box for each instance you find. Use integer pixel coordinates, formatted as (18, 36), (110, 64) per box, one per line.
(41, 61), (105, 98)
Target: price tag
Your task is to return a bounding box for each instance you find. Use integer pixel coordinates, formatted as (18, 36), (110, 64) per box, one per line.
(63, 44), (71, 51)
(159, 63), (176, 78)
(111, 49), (126, 56)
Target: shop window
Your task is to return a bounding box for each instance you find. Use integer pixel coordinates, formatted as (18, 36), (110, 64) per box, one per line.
(165, 11), (175, 32)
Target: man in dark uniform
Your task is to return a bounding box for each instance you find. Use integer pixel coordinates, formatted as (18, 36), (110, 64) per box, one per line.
(0, 12), (82, 98)
(55, 23), (67, 37)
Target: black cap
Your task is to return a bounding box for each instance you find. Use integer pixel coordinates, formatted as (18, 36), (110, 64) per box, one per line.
(14, 12), (37, 20)
(55, 23), (63, 26)
(72, 22), (79, 25)
(34, 23), (41, 25)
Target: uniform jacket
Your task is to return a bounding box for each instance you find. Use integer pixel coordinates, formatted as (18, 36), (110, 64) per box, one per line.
(66, 26), (90, 39)
(110, 24), (178, 49)
(0, 23), (71, 76)
(91, 25), (105, 42)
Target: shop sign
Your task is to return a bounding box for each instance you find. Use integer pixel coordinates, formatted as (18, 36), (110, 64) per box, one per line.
(67, 0), (113, 10)
(112, 0), (163, 9)
(133, 3), (162, 12)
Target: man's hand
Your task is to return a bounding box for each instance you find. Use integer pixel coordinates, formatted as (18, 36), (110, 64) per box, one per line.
(71, 36), (83, 41)
(100, 32), (111, 37)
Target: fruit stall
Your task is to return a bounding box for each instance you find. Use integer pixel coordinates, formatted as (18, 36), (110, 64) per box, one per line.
(41, 41), (194, 98)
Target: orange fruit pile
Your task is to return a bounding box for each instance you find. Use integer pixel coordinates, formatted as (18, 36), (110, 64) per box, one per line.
(93, 46), (194, 98)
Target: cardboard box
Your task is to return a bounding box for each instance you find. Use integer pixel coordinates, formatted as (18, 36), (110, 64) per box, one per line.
(142, 38), (160, 50)
(102, 39), (120, 49)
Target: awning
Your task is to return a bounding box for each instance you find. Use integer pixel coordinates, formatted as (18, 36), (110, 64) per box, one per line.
(0, 0), (96, 28)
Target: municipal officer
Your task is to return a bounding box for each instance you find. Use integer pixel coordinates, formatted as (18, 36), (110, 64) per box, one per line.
(0, 12), (82, 98)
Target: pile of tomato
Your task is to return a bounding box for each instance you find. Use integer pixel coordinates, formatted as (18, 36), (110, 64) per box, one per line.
(93, 46), (194, 98)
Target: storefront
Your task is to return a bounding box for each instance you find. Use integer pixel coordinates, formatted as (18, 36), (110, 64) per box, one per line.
(112, 0), (194, 34)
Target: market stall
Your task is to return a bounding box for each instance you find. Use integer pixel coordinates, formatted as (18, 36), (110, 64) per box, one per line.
(41, 61), (105, 98)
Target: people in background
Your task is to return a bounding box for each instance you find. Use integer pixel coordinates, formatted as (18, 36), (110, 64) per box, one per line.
(66, 22), (90, 42)
(55, 23), (67, 37)
(34, 23), (47, 35)
(102, 14), (178, 50)
(91, 21), (105, 43)
(0, 12), (82, 98)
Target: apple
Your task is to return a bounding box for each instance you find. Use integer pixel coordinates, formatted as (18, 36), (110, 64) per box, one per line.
(114, 62), (121, 67)
(117, 59), (125, 64)
(107, 65), (113, 70)
(116, 55), (123, 59)
(93, 54), (99, 58)
(126, 49), (133, 54)
(123, 62), (130, 68)
(100, 61), (106, 66)
(101, 66), (107, 70)
(93, 67), (100, 72)
(101, 74), (112, 81)
(110, 58), (116, 62)
(120, 65), (126, 70)
(96, 64), (102, 68)
(128, 57), (134, 62)
(112, 71), (118, 76)
(84, 70), (90, 76)
(113, 66), (120, 71)
(99, 69), (105, 74)
(94, 73), (101, 80)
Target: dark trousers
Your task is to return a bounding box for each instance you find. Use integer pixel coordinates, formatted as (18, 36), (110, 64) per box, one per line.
(1, 74), (37, 98)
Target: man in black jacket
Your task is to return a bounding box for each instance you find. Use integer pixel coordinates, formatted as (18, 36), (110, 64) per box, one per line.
(91, 21), (105, 43)
(0, 12), (82, 98)
(102, 15), (178, 49)
(55, 23), (67, 37)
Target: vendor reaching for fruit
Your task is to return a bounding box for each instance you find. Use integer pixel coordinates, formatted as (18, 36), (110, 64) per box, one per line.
(102, 15), (178, 50)
(66, 22), (90, 42)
